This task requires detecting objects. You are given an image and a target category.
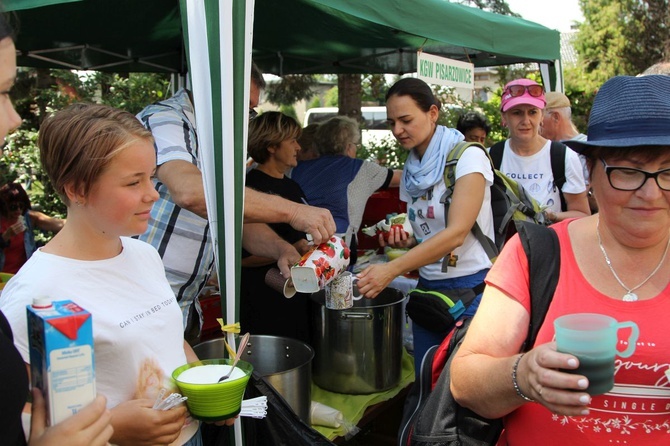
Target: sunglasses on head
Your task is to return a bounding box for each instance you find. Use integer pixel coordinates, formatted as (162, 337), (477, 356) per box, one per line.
(505, 84), (544, 98)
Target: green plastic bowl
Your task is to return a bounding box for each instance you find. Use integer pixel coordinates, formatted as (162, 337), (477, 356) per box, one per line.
(0, 272), (14, 290)
(386, 248), (409, 261)
(172, 359), (253, 421)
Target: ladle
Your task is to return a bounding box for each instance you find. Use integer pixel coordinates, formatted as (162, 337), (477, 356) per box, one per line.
(218, 332), (250, 382)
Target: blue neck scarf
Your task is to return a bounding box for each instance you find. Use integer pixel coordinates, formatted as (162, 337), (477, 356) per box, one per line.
(402, 125), (464, 198)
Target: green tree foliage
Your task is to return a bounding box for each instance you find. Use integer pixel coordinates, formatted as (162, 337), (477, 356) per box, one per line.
(358, 82), (509, 168)
(278, 103), (298, 120)
(1, 128), (66, 227)
(2, 69), (171, 232)
(563, 66), (598, 132)
(575, 0), (669, 90)
(322, 86), (338, 107)
(264, 74), (316, 105)
(455, 0), (520, 16)
(13, 69), (170, 128)
(356, 136), (407, 170)
(623, 0), (669, 71)
(317, 74), (400, 108)
(492, 64), (537, 89)
(308, 96), (321, 109)
(361, 74), (394, 105)
(92, 72), (172, 114)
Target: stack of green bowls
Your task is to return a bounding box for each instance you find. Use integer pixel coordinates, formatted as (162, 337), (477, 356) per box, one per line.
(172, 359), (253, 421)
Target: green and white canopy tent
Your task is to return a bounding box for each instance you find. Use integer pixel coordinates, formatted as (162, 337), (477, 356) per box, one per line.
(7, 0), (562, 77)
(3, 0), (559, 441)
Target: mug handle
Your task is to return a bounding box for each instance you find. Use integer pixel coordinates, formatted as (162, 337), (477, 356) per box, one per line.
(351, 277), (364, 300)
(616, 321), (639, 358)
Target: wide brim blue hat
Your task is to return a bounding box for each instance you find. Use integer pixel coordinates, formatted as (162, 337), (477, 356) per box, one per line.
(563, 75), (670, 154)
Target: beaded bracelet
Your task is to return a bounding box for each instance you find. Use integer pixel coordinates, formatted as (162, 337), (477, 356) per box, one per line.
(512, 353), (534, 402)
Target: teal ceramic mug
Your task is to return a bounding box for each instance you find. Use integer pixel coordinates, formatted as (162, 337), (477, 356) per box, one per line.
(554, 313), (639, 396)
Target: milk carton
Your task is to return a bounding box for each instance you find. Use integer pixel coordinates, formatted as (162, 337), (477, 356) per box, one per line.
(27, 299), (96, 425)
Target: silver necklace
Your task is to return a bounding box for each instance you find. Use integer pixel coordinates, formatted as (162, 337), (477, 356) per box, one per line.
(596, 217), (670, 302)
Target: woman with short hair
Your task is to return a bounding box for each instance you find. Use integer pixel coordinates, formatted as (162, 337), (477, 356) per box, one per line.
(242, 111), (313, 343)
(290, 115), (401, 265)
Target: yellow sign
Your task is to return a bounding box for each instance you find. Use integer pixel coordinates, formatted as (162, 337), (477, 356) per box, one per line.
(417, 52), (474, 90)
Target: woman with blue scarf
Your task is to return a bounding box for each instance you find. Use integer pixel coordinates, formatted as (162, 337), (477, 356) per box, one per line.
(356, 78), (495, 372)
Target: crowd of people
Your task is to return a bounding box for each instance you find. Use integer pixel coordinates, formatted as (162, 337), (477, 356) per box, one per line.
(451, 73), (670, 444)
(0, 4), (669, 444)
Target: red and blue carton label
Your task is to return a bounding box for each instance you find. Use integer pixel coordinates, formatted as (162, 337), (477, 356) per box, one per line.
(27, 300), (96, 425)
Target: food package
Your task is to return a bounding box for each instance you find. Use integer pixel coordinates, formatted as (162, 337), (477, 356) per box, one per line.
(361, 213), (413, 241)
(27, 299), (96, 425)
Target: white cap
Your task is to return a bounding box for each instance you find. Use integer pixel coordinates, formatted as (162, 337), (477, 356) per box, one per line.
(32, 297), (53, 309)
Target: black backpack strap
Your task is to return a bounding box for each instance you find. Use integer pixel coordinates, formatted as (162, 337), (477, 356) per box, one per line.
(549, 141), (567, 190)
(516, 220), (560, 351)
(549, 141), (567, 211)
(470, 222), (499, 261)
(489, 140), (505, 169)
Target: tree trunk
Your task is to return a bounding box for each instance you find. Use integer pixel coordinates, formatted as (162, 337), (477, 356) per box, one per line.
(337, 74), (362, 123)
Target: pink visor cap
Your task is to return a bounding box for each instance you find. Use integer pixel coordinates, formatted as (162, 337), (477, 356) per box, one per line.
(500, 78), (546, 112)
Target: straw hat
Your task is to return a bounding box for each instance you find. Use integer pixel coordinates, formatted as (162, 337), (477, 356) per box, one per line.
(564, 75), (670, 153)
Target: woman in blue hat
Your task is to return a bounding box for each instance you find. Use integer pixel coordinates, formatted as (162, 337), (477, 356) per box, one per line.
(451, 75), (670, 445)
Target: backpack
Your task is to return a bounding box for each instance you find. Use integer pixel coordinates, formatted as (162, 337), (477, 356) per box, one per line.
(440, 141), (546, 272)
(398, 221), (561, 446)
(489, 140), (568, 212)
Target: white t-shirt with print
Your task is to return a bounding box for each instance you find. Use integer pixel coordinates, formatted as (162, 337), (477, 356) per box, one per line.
(400, 145), (494, 280)
(498, 140), (586, 213)
(0, 238), (188, 409)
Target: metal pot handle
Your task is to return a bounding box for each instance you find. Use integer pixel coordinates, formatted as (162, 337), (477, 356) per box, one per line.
(340, 312), (373, 320)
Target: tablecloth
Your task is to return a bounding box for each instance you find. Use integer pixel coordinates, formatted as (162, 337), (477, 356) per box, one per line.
(311, 348), (415, 440)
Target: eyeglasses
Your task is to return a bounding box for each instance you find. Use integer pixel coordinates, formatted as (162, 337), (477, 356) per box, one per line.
(8, 203), (23, 211)
(504, 84), (544, 98)
(249, 109), (258, 120)
(600, 158), (670, 191)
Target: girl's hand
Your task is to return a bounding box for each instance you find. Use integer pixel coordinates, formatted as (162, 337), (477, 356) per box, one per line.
(109, 398), (188, 446)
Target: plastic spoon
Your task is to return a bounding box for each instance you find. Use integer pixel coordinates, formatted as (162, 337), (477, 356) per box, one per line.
(218, 332), (250, 382)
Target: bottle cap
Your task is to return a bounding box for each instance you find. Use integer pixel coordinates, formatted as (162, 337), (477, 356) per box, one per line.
(32, 297), (52, 309)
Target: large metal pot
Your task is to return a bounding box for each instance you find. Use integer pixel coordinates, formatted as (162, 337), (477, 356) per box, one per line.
(193, 335), (314, 423)
(310, 287), (405, 394)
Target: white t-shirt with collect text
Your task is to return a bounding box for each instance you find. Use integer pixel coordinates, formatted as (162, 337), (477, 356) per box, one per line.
(497, 139), (586, 213)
